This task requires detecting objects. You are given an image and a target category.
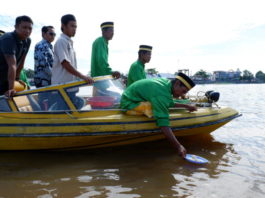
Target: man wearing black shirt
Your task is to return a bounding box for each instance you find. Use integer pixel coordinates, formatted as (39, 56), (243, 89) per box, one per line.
(0, 15), (33, 97)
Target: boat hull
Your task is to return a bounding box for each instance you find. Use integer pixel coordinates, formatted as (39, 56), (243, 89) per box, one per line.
(0, 107), (240, 150)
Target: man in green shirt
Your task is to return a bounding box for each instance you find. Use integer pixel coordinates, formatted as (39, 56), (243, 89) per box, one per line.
(120, 73), (197, 158)
(127, 45), (152, 87)
(90, 22), (120, 78)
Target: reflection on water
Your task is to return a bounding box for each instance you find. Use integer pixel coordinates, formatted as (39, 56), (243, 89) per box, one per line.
(0, 136), (236, 198)
(1, 84), (265, 197)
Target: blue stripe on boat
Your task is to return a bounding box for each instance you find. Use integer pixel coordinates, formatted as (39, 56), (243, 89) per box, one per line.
(0, 114), (241, 138)
(0, 113), (220, 127)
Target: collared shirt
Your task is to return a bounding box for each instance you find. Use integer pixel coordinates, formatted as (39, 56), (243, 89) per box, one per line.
(34, 39), (54, 87)
(51, 33), (78, 85)
(120, 78), (175, 127)
(90, 36), (112, 77)
(0, 31), (31, 94)
(127, 60), (146, 87)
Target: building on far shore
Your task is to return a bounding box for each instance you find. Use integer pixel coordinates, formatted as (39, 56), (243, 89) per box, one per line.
(213, 69), (241, 82)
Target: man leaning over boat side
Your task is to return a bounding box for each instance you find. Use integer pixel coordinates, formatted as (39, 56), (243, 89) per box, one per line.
(120, 73), (197, 158)
(51, 14), (93, 110)
(90, 21), (120, 78)
(127, 45), (152, 87)
(0, 16), (33, 98)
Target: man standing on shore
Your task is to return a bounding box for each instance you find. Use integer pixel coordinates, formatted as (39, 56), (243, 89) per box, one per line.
(0, 15), (33, 97)
(90, 21), (120, 78)
(127, 45), (152, 87)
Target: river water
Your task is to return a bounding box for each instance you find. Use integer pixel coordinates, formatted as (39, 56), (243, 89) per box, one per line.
(0, 84), (264, 198)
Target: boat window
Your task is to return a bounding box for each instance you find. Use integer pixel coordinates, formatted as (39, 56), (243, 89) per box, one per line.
(92, 78), (123, 109)
(65, 85), (93, 110)
(65, 78), (124, 110)
(0, 97), (11, 112)
(13, 90), (69, 112)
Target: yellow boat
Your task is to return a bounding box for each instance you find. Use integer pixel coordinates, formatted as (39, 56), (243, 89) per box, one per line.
(0, 75), (241, 150)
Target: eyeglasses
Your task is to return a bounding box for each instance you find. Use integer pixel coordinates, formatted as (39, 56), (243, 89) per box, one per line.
(48, 32), (56, 36)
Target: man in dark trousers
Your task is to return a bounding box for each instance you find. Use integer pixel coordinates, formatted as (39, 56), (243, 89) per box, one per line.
(0, 15), (33, 97)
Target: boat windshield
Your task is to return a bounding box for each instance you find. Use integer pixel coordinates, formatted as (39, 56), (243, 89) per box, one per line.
(65, 75), (125, 110)
(0, 76), (125, 113)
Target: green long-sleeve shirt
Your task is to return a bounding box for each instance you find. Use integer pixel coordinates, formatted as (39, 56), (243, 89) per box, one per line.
(20, 69), (30, 88)
(121, 78), (175, 127)
(90, 37), (112, 77)
(127, 60), (146, 87)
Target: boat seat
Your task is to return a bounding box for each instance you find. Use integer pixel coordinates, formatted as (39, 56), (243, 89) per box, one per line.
(19, 105), (33, 112)
(14, 95), (41, 112)
(14, 96), (31, 111)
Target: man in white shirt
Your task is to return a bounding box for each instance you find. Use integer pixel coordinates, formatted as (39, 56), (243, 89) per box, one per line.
(52, 14), (93, 110)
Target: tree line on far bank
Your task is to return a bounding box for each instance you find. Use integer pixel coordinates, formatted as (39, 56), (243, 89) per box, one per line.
(193, 69), (265, 82)
(23, 68), (265, 83)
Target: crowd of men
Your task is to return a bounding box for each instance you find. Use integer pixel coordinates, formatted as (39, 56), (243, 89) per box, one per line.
(0, 14), (198, 158)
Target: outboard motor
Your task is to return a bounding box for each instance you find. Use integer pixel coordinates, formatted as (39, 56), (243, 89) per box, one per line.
(205, 90), (220, 103)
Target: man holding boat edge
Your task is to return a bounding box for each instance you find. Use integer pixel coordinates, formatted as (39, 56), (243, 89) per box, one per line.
(51, 14), (93, 110)
(0, 16), (33, 97)
(90, 21), (120, 78)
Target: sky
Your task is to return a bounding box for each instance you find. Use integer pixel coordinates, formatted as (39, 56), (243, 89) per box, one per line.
(1, 0), (265, 76)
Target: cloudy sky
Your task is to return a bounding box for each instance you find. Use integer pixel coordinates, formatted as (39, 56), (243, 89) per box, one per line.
(1, 0), (265, 75)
